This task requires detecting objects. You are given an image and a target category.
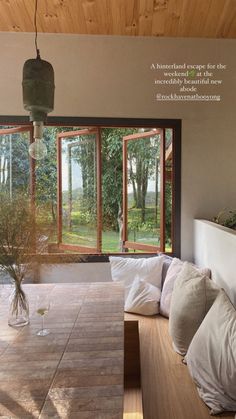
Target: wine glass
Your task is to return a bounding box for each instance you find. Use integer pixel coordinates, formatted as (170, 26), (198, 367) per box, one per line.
(36, 296), (50, 336)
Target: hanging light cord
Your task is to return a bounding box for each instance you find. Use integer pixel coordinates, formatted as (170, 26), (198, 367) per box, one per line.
(34, 0), (40, 58)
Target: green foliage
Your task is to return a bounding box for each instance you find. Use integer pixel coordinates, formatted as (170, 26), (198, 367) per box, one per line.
(127, 206), (160, 246)
(165, 181), (172, 245)
(70, 137), (97, 219)
(213, 209), (236, 230)
(45, 126), (173, 248)
(0, 131), (29, 195)
(127, 133), (160, 225)
(101, 128), (136, 230)
(71, 209), (95, 226)
(0, 193), (44, 283)
(0, 125), (173, 252)
(35, 127), (58, 224)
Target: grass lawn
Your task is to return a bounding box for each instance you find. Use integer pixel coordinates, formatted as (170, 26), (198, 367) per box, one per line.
(45, 205), (171, 252)
(62, 226), (162, 252)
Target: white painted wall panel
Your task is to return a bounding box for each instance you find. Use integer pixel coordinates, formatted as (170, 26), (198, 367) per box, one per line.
(194, 219), (236, 305)
(1, 33), (236, 260)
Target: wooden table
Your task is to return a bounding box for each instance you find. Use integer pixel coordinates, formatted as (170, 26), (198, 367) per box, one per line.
(0, 283), (124, 419)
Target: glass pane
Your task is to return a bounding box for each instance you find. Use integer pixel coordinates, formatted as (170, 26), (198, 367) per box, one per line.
(61, 133), (97, 248)
(0, 130), (30, 196)
(165, 128), (173, 252)
(35, 127), (58, 244)
(127, 132), (161, 247)
(101, 127), (138, 253)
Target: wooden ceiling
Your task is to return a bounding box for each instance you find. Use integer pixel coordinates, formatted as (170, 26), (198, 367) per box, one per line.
(0, 0), (236, 38)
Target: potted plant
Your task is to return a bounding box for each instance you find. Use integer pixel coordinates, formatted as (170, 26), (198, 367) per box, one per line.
(0, 192), (44, 327)
(212, 208), (236, 230)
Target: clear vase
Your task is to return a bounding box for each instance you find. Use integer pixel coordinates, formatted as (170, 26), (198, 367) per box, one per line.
(8, 282), (29, 327)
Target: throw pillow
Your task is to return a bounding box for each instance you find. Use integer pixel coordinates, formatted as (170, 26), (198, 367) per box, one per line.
(169, 262), (220, 355)
(160, 255), (173, 289)
(109, 255), (165, 298)
(185, 290), (236, 415)
(124, 277), (161, 316)
(160, 258), (211, 318)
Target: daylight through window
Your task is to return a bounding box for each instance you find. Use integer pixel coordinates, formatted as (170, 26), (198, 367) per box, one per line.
(0, 122), (180, 255)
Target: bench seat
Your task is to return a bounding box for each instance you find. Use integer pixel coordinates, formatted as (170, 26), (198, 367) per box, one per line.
(124, 312), (235, 419)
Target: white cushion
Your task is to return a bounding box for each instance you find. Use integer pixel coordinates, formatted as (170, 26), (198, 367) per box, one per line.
(160, 258), (211, 318)
(169, 262), (219, 355)
(161, 255), (173, 287)
(185, 290), (236, 415)
(125, 277), (161, 316)
(109, 255), (165, 298)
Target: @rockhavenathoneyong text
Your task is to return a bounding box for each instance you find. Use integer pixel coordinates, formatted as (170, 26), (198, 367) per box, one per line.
(156, 93), (221, 101)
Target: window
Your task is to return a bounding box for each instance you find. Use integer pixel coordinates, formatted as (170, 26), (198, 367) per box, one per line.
(57, 128), (101, 253)
(123, 128), (168, 253)
(0, 126), (33, 197)
(0, 118), (181, 256)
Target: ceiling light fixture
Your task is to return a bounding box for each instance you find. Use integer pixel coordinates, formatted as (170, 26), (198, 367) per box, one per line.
(22, 0), (55, 160)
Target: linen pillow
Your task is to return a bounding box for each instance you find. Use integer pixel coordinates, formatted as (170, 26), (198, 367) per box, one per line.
(185, 290), (236, 415)
(125, 277), (161, 316)
(160, 258), (211, 318)
(169, 262), (220, 355)
(109, 255), (165, 298)
(160, 255), (173, 289)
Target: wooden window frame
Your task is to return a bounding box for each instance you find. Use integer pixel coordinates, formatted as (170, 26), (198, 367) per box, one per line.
(122, 129), (166, 253)
(0, 116), (181, 258)
(0, 125), (35, 202)
(57, 128), (102, 254)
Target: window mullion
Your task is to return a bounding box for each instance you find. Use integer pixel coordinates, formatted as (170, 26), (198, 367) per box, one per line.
(160, 129), (166, 252)
(96, 127), (102, 253)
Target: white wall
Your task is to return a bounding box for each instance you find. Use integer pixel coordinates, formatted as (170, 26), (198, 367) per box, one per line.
(194, 219), (236, 305)
(1, 33), (236, 260)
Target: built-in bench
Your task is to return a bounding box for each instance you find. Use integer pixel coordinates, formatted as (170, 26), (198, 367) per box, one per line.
(124, 312), (235, 419)
(124, 320), (143, 418)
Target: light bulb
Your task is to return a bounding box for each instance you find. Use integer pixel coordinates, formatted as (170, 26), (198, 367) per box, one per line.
(28, 121), (47, 160)
(29, 138), (47, 160)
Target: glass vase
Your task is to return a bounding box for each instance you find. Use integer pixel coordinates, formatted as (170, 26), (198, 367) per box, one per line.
(8, 282), (29, 327)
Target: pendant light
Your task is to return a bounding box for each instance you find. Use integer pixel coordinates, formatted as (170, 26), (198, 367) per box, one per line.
(22, 0), (55, 160)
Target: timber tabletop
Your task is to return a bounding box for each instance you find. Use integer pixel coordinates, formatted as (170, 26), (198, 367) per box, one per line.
(0, 283), (124, 419)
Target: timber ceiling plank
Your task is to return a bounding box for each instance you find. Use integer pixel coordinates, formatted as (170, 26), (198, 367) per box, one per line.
(39, 0), (65, 33)
(216, 0), (236, 38)
(0, 0), (235, 38)
(138, 0), (154, 36)
(152, 0), (169, 37)
(98, 0), (111, 36)
(124, 0), (139, 36)
(110, 0), (126, 35)
(200, 0), (225, 38)
(184, 0), (213, 38)
(164, 0), (183, 37)
(82, 0), (101, 35)
(0, 0), (30, 32)
(177, 0), (200, 37)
